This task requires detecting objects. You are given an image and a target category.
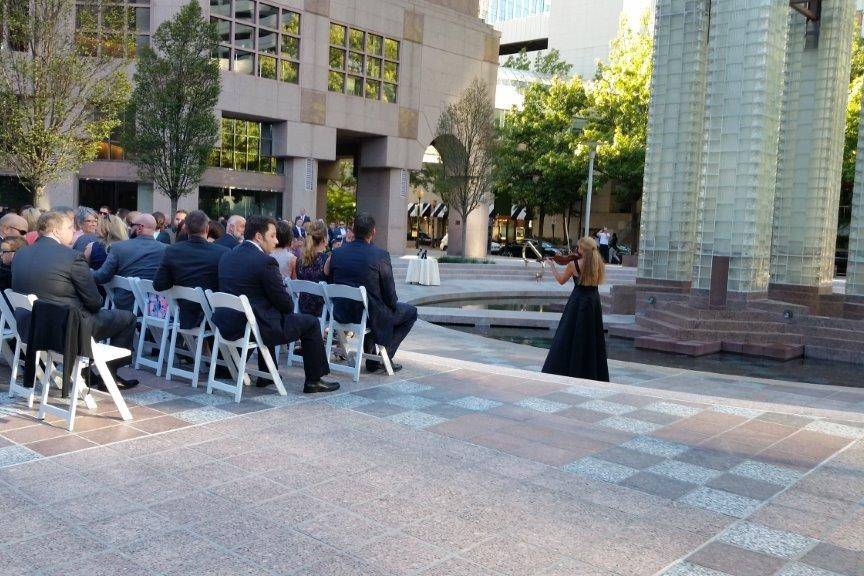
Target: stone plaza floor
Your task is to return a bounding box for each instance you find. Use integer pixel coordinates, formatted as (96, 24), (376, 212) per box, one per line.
(1, 341), (863, 576)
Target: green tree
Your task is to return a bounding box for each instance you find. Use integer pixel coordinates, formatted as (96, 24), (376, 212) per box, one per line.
(842, 25), (864, 215)
(582, 12), (653, 241)
(494, 77), (588, 242)
(0, 0), (131, 207)
(121, 1), (220, 214)
(533, 49), (572, 77)
(502, 48), (531, 71)
(326, 159), (357, 224)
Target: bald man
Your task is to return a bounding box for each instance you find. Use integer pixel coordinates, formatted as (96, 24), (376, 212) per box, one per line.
(216, 214), (245, 248)
(0, 213), (29, 241)
(93, 213), (167, 310)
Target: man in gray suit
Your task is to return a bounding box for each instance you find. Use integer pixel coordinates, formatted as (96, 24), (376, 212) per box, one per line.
(92, 213), (167, 310)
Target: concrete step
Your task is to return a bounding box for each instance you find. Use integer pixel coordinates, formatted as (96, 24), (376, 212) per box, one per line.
(644, 310), (792, 333)
(803, 325), (864, 343)
(634, 335), (722, 357)
(661, 302), (783, 323)
(721, 341), (804, 361)
(804, 335), (864, 351)
(805, 345), (864, 365)
(607, 324), (658, 340)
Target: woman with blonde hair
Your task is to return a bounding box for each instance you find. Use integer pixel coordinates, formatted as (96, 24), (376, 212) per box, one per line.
(21, 207), (42, 245)
(295, 220), (331, 317)
(542, 236), (609, 381)
(85, 213), (128, 270)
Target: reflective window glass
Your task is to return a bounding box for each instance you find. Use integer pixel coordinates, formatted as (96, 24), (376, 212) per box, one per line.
(328, 47), (344, 70)
(234, 23), (254, 49)
(364, 79), (380, 100)
(280, 60), (298, 83)
(329, 23), (346, 46)
(281, 10), (300, 35)
(214, 45), (231, 70)
(366, 57), (381, 79)
(210, 0), (231, 17)
(234, 0), (254, 22)
(384, 38), (399, 60)
(367, 34), (382, 56)
(259, 55), (276, 78)
(349, 29), (364, 51)
(233, 50), (254, 74)
(383, 60), (398, 83)
(212, 17), (231, 44)
(346, 75), (362, 96)
(135, 8), (150, 33)
(258, 28), (276, 53)
(347, 51), (363, 74)
(258, 3), (277, 28)
(382, 82), (397, 103)
(328, 71), (345, 92)
(281, 35), (299, 59)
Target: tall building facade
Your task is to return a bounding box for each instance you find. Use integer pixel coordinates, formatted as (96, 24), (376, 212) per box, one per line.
(481, 0), (550, 24)
(1, 0), (499, 257)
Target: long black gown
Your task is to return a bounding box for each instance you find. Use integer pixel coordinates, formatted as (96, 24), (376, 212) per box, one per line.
(541, 280), (609, 382)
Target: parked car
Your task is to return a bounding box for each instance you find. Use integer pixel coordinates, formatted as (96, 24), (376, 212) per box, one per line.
(416, 232), (433, 246)
(497, 240), (560, 258)
(490, 241), (501, 254)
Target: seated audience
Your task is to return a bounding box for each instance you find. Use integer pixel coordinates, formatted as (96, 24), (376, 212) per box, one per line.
(72, 207), (99, 251)
(0, 236), (27, 299)
(217, 215), (245, 248)
(296, 220), (330, 317)
(207, 220), (225, 242)
(153, 211), (172, 244)
(21, 207), (41, 245)
(329, 213), (417, 373)
(11, 212), (138, 389)
(84, 214), (128, 270)
(172, 209), (187, 233)
(271, 220), (296, 279)
(212, 216), (338, 393)
(92, 213), (167, 310)
(153, 210), (229, 329)
(0, 213), (28, 242)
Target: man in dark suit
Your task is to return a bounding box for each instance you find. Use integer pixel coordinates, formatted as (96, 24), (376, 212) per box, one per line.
(297, 209), (311, 224)
(11, 212), (138, 389)
(92, 213), (167, 310)
(292, 216), (306, 240)
(153, 210), (229, 330)
(212, 216), (338, 394)
(328, 213), (417, 373)
(215, 215), (245, 249)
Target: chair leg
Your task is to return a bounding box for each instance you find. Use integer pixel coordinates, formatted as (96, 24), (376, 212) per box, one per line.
(353, 332), (363, 383)
(206, 334), (221, 395)
(91, 354), (132, 421)
(258, 346), (287, 396)
(233, 347), (249, 403)
(190, 333), (204, 389)
(155, 323), (170, 377)
(36, 353), (52, 420)
(165, 322), (180, 381)
(9, 341), (22, 393)
(134, 320), (147, 370)
(324, 321), (334, 364)
(65, 361), (85, 432)
(378, 346), (395, 376)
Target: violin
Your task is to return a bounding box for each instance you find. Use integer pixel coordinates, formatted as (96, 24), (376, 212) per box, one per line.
(548, 249), (582, 274)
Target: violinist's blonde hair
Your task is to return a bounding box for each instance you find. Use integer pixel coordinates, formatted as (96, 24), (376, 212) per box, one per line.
(577, 236), (604, 286)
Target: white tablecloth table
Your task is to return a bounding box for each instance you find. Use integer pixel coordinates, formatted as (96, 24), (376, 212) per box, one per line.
(405, 258), (441, 286)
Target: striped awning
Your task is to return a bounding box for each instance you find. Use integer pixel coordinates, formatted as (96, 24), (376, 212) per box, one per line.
(511, 205), (527, 220)
(432, 203), (448, 218)
(408, 202), (431, 217)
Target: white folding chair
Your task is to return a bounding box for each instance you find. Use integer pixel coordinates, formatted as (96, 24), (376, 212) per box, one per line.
(0, 292), (18, 366)
(102, 276), (141, 315)
(323, 284), (394, 383)
(35, 338), (133, 431)
(164, 286), (215, 388)
(283, 279), (329, 366)
(131, 278), (171, 376)
(4, 290), (47, 407)
(204, 290), (286, 402)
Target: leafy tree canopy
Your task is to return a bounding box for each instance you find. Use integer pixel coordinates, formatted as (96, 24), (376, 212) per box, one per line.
(326, 160), (357, 224)
(502, 48), (573, 77)
(842, 22), (864, 212)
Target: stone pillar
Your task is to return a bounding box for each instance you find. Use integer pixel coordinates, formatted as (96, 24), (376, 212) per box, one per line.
(355, 167), (408, 256)
(637, 0), (711, 292)
(691, 0), (789, 304)
(282, 157), (318, 221)
(446, 203), (489, 258)
(315, 181), (328, 222)
(770, 0), (855, 308)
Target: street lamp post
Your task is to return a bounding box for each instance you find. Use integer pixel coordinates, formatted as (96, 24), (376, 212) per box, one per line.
(415, 188), (424, 249)
(584, 142), (597, 238)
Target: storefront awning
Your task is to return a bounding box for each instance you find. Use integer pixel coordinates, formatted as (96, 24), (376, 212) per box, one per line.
(511, 205), (527, 220)
(408, 202), (431, 217)
(432, 203), (448, 218)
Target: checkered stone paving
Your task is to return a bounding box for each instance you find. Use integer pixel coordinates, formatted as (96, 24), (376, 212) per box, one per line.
(1, 349), (864, 575)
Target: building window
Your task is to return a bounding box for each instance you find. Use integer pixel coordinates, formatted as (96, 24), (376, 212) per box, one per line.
(97, 127), (126, 160)
(328, 23), (399, 103)
(209, 117), (277, 174)
(74, 0), (151, 57)
(210, 0), (300, 84)
(199, 186), (283, 218)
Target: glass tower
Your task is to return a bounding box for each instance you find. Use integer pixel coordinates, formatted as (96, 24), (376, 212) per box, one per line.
(483, 0), (551, 24)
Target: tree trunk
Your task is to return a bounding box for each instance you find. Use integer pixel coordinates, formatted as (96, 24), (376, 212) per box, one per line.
(34, 185), (49, 210)
(460, 209), (468, 257)
(170, 194), (179, 216)
(538, 209), (545, 241)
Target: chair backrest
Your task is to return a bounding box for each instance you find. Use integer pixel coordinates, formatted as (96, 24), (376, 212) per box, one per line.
(0, 291), (17, 334)
(103, 275), (139, 313)
(204, 290), (259, 344)
(164, 286), (211, 328)
(132, 278), (170, 321)
(322, 284), (368, 331)
(4, 289), (36, 313)
(283, 278), (298, 313)
(288, 279), (329, 326)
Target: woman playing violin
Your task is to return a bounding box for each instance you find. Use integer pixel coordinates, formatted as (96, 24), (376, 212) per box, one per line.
(541, 236), (609, 381)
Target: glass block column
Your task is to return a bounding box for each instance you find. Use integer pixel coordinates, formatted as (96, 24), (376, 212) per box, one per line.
(771, 0), (855, 296)
(691, 0), (789, 297)
(848, 102), (864, 297)
(638, 0), (711, 286)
